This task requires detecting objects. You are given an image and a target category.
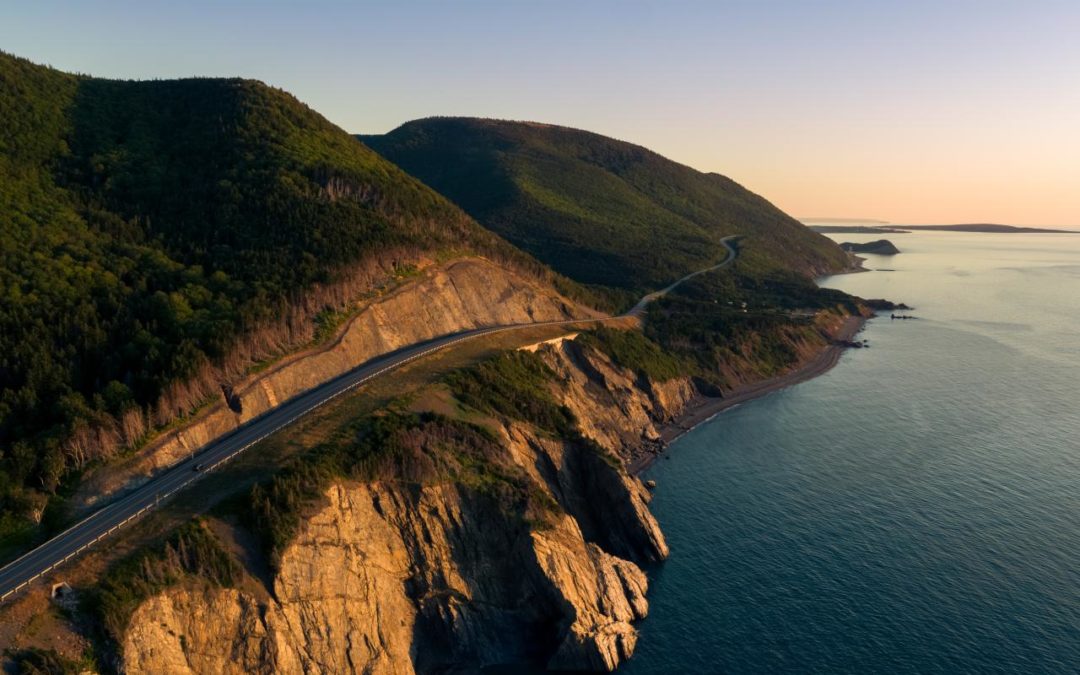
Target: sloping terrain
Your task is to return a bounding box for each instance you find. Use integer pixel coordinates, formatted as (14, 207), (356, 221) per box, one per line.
(106, 339), (693, 673)
(73, 256), (597, 509)
(362, 117), (850, 291)
(104, 300), (862, 673)
(0, 53), (571, 552)
(0, 53), (873, 674)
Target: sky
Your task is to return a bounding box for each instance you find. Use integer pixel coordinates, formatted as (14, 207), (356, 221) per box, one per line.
(3, 1), (1078, 227)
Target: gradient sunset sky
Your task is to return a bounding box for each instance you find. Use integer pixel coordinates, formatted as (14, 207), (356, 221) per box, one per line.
(4, 1), (1078, 227)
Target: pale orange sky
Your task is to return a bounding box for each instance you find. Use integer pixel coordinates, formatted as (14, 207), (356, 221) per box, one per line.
(649, 91), (1080, 227)
(5, 2), (1078, 227)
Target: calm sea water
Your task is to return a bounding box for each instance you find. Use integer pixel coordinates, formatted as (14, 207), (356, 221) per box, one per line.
(622, 232), (1080, 674)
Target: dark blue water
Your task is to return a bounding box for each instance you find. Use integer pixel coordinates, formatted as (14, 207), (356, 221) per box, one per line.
(622, 232), (1080, 673)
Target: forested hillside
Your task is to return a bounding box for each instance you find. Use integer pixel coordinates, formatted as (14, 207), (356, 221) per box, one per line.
(362, 117), (850, 291)
(0, 53), (556, 550)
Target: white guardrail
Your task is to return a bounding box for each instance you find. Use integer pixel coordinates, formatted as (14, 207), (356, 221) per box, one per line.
(0, 238), (736, 605)
(0, 314), (637, 604)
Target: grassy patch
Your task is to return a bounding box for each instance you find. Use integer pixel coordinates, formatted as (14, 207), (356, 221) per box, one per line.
(443, 350), (574, 435)
(577, 326), (689, 382)
(84, 518), (238, 644)
(4, 647), (95, 675)
(245, 412), (557, 570)
(311, 307), (352, 345)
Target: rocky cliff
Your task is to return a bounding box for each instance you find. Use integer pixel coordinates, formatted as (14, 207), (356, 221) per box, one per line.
(76, 258), (599, 509)
(117, 339), (692, 673)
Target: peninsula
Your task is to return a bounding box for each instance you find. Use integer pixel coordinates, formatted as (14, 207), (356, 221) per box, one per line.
(840, 240), (901, 255)
(0, 55), (878, 673)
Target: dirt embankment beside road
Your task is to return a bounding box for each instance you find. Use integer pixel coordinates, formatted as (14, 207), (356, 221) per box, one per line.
(75, 258), (599, 510)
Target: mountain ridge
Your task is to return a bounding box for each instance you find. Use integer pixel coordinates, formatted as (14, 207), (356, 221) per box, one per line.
(361, 116), (851, 292)
(1, 54), (871, 674)
(0, 52), (578, 553)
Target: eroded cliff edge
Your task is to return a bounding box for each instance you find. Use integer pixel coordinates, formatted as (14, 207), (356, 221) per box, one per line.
(75, 257), (599, 510)
(117, 339), (692, 673)
(105, 291), (864, 674)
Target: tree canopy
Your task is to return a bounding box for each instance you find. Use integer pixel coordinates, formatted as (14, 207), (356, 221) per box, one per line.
(362, 117), (850, 292)
(0, 53), (549, 552)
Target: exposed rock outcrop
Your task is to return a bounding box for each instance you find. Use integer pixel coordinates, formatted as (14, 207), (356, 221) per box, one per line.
(77, 258), (599, 509)
(540, 339), (695, 471)
(119, 340), (693, 673)
(113, 307), (867, 673)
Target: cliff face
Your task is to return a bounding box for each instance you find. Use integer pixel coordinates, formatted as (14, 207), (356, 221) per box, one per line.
(119, 340), (691, 673)
(541, 339), (696, 473)
(76, 258), (598, 509)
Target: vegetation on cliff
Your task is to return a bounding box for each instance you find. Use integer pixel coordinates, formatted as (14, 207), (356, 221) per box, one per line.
(576, 327), (690, 382)
(443, 351), (576, 435)
(577, 265), (860, 388)
(242, 344), (655, 574)
(646, 266), (858, 382)
(246, 411), (557, 570)
(362, 117), (850, 292)
(0, 52), (582, 550)
(5, 647), (93, 675)
(86, 519), (238, 644)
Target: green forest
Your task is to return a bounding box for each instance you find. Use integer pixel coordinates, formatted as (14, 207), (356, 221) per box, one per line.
(362, 117), (850, 292)
(580, 262), (862, 388)
(0, 52), (860, 563)
(0, 52), (557, 552)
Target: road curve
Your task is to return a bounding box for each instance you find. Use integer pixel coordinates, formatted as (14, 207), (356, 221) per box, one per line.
(0, 237), (737, 603)
(626, 236), (738, 317)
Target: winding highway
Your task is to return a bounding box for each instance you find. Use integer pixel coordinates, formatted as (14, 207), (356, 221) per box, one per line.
(0, 236), (736, 603)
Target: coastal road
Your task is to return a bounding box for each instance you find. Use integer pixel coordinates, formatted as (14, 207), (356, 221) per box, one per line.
(626, 236), (738, 316)
(0, 236), (737, 603)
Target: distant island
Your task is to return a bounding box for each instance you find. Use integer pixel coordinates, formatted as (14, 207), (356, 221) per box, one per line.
(811, 223), (1076, 234)
(840, 240), (900, 255)
(800, 217), (891, 224)
(899, 224), (1076, 233)
(811, 225), (911, 234)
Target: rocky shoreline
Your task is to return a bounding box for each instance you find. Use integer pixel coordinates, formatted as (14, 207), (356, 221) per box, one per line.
(113, 335), (693, 673)
(630, 315), (868, 475)
(3, 310), (872, 673)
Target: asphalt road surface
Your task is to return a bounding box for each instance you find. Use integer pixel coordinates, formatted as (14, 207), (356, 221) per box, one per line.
(626, 236), (738, 316)
(0, 237), (736, 603)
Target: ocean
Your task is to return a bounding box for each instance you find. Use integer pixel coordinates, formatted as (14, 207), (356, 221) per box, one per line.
(621, 231), (1080, 673)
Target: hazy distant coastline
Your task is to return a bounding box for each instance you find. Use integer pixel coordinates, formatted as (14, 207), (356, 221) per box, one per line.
(900, 224), (1077, 233)
(810, 225), (911, 234)
(809, 223), (1077, 234)
(799, 217), (891, 224)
